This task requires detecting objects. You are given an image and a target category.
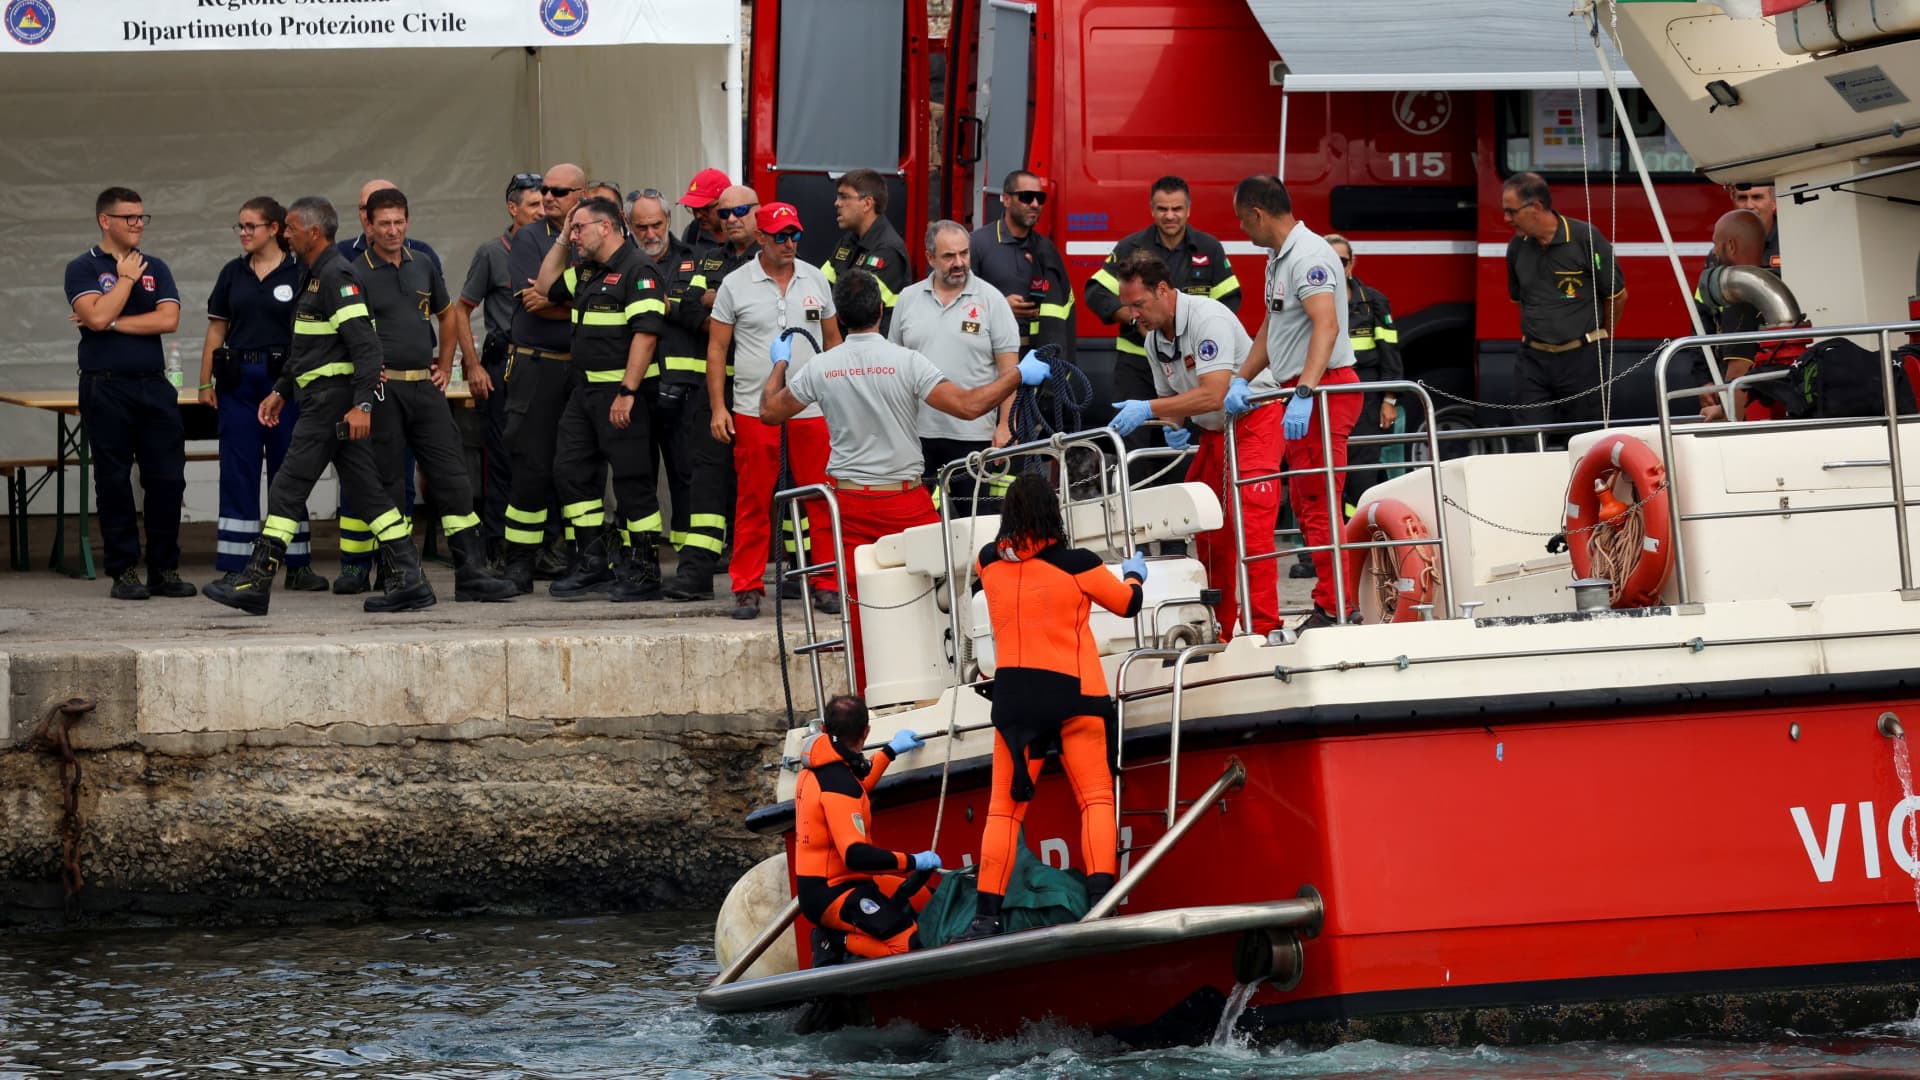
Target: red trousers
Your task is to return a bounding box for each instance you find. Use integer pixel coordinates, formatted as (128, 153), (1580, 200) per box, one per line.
(730, 414), (835, 596)
(837, 485), (940, 693)
(1191, 408), (1282, 639)
(1281, 367), (1363, 615)
(977, 714), (1117, 898)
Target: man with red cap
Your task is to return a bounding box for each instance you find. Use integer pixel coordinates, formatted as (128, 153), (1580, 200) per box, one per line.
(678, 168), (730, 251)
(707, 202), (843, 620)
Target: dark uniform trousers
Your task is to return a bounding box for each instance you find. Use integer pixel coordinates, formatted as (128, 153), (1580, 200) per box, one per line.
(554, 381), (662, 539)
(478, 334), (513, 547)
(263, 376), (406, 550)
(501, 348), (576, 548)
(1516, 342), (1606, 443)
(372, 375), (482, 538)
(648, 377), (730, 556)
(77, 372), (186, 577)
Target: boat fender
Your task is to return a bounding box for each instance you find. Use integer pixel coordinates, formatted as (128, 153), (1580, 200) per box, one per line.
(713, 852), (800, 981)
(1341, 497), (1438, 623)
(1563, 435), (1675, 609)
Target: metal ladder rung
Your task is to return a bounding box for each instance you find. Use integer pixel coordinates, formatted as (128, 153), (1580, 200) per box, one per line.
(791, 638), (846, 656)
(782, 561), (837, 578)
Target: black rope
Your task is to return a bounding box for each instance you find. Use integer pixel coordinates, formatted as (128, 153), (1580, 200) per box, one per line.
(1007, 344), (1092, 473)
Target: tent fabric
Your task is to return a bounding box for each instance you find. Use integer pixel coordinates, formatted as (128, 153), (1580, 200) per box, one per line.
(0, 43), (730, 478)
(1244, 0), (1641, 91)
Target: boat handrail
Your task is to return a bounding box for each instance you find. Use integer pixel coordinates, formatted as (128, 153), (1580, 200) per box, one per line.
(1083, 756), (1247, 922)
(1652, 320), (1920, 602)
(771, 482), (855, 726)
(1228, 379), (1455, 631)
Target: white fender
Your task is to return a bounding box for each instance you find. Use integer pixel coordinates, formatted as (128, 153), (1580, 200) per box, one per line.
(712, 852), (798, 981)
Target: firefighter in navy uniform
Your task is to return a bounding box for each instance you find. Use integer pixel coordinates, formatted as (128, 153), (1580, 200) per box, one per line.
(352, 187), (517, 603)
(206, 196), (434, 616)
(1326, 235), (1403, 514)
(1084, 175), (1242, 485)
(630, 190), (732, 600)
(821, 168), (912, 334)
(537, 198), (671, 602)
(969, 170), (1075, 356)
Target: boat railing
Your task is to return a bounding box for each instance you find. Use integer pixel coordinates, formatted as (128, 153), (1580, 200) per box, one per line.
(1083, 756), (1247, 922)
(1226, 379), (1455, 630)
(771, 482), (855, 726)
(1652, 320), (1920, 602)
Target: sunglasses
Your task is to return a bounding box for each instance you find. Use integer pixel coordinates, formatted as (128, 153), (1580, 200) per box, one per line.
(717, 204), (758, 219)
(507, 172), (543, 191)
(1010, 190), (1046, 206)
(106, 213), (153, 226)
(541, 185), (579, 197)
(770, 230), (804, 245)
(1338, 256), (1353, 266)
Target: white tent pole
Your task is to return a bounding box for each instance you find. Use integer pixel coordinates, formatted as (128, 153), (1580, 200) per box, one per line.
(726, 41), (744, 182)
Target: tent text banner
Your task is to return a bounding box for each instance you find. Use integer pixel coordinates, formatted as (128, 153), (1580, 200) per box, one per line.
(0, 0), (735, 52)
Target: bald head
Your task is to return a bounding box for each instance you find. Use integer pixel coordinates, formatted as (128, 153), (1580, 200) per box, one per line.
(717, 184), (759, 245)
(358, 178), (397, 234)
(541, 162), (586, 224)
(1712, 209), (1769, 268)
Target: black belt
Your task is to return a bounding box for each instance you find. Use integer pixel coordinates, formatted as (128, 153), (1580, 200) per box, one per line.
(236, 349), (287, 364)
(78, 369), (163, 381)
(511, 345), (571, 361)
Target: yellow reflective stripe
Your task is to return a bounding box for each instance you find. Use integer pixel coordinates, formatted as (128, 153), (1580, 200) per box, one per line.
(292, 320), (336, 336)
(626, 298), (667, 318)
(664, 355), (706, 373)
(585, 368), (627, 383)
(680, 532), (724, 554)
(577, 310), (628, 326)
(1209, 274), (1241, 301)
(572, 510), (606, 527)
(689, 274), (709, 289)
(1115, 337), (1147, 357)
(503, 526), (545, 545)
(689, 513), (728, 529)
(441, 513), (480, 536)
(987, 473), (1014, 495)
(562, 499), (603, 519)
(1090, 269), (1120, 294)
(368, 507), (408, 542)
(294, 362), (354, 386)
(262, 515), (299, 543)
(626, 512), (663, 535)
(669, 530), (688, 548)
(875, 277), (898, 308)
(644, 360), (662, 381)
(505, 504), (547, 524)
(824, 263), (839, 283)
(1038, 302), (1072, 321)
(562, 267), (578, 292)
(330, 302), (370, 328)
(1375, 327), (1400, 344)
(1350, 336), (1376, 351)
(339, 536), (378, 554)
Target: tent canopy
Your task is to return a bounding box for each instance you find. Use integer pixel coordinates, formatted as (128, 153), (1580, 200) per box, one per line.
(1244, 0), (1640, 91)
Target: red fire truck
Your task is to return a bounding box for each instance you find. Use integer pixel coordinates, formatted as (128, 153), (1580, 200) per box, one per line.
(744, 0), (1729, 434)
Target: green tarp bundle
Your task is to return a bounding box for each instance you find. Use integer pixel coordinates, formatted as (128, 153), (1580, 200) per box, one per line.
(915, 838), (1090, 948)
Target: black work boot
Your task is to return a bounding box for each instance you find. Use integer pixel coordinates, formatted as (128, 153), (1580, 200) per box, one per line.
(364, 537), (437, 613)
(809, 926), (850, 968)
(610, 534), (663, 602)
(533, 535), (570, 580)
(146, 568), (197, 598)
(205, 536), (286, 616)
(332, 561), (372, 595)
(550, 525), (614, 600)
(448, 528), (517, 603)
(662, 547), (717, 601)
(1084, 872), (1117, 912)
(497, 543), (537, 595)
(284, 564), (330, 592)
(953, 892), (1004, 943)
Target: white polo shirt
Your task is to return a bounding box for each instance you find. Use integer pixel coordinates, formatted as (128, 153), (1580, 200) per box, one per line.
(712, 255), (837, 419)
(1263, 223), (1355, 384)
(1142, 292), (1261, 432)
(786, 333), (947, 485)
(889, 273), (1021, 441)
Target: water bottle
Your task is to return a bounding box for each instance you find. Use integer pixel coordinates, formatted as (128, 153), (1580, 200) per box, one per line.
(166, 341), (183, 389)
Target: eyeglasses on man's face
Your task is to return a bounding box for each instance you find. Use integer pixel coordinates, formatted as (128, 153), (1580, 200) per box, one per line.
(106, 213), (152, 226)
(1010, 190), (1046, 206)
(233, 222), (269, 234)
(1500, 201), (1535, 219)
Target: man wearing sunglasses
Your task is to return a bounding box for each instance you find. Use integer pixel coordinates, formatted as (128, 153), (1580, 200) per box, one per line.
(678, 167), (731, 250)
(707, 202), (843, 620)
(455, 172), (546, 554)
(63, 186), (191, 600)
(497, 163), (589, 592)
(968, 170), (1075, 356)
(823, 168), (911, 335)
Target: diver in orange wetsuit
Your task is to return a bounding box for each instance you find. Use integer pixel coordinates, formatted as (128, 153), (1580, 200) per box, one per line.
(792, 694), (942, 965)
(959, 472), (1145, 940)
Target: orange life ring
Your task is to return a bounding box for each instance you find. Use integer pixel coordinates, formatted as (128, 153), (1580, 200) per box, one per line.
(1564, 435), (1675, 608)
(1342, 497), (1438, 624)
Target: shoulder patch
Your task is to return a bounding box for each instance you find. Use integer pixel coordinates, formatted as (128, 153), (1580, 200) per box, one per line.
(1305, 265), (1331, 288)
(1197, 339), (1219, 362)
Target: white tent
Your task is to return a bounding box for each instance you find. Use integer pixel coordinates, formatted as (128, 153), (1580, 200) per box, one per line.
(0, 0), (739, 477)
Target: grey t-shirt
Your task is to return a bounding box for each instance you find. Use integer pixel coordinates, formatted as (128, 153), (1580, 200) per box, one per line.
(713, 256), (836, 419)
(459, 229), (517, 341)
(786, 333), (947, 484)
(889, 274), (1020, 441)
(1143, 292), (1259, 432)
(1262, 223), (1355, 383)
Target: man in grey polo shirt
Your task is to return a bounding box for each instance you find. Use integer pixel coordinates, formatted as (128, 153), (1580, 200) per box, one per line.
(762, 268), (1046, 692)
(1223, 174), (1360, 630)
(889, 220), (1021, 495)
(455, 172), (544, 552)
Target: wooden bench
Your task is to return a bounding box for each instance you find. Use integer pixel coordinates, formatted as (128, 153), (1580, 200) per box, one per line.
(4, 450), (221, 571)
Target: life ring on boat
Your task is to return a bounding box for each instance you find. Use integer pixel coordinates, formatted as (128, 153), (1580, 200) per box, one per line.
(1564, 435), (1675, 609)
(1342, 497), (1439, 624)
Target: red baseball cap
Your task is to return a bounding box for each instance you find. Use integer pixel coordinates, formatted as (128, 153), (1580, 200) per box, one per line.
(679, 168), (730, 209)
(756, 202), (803, 234)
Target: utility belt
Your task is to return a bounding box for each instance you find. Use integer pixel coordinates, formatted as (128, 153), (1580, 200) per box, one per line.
(506, 344), (571, 384)
(828, 476), (923, 493)
(1527, 337), (1593, 355)
(212, 345), (288, 388)
(382, 366), (436, 382)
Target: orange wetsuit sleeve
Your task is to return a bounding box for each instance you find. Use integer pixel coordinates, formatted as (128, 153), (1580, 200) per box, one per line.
(1077, 562), (1143, 618)
(860, 746), (895, 794)
(819, 787), (911, 873)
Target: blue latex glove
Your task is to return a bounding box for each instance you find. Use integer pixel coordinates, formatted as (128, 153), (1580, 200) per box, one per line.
(1164, 425), (1192, 451)
(1120, 549), (1149, 582)
(910, 850), (943, 872)
(1223, 376), (1253, 416)
(769, 331), (792, 367)
(1110, 399), (1155, 436)
(886, 729), (924, 756)
(1282, 391), (1315, 441)
(1017, 350), (1050, 386)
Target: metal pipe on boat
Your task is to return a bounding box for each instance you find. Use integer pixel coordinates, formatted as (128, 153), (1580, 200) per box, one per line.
(1317, 385), (1350, 624)
(1225, 411), (1255, 639)
(1233, 927), (1305, 990)
(1878, 331), (1915, 593)
(1085, 756), (1247, 923)
(708, 896), (800, 990)
(1701, 265), (1804, 331)
(1168, 643), (1231, 827)
(1881, 712), (1906, 739)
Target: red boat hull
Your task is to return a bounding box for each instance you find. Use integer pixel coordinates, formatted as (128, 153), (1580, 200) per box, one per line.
(781, 689), (1920, 1040)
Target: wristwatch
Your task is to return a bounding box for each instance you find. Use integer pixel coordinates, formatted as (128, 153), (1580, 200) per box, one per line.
(354, 402), (373, 414)
(615, 384), (637, 398)
(1292, 384), (1315, 401)
(1383, 393), (1400, 405)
